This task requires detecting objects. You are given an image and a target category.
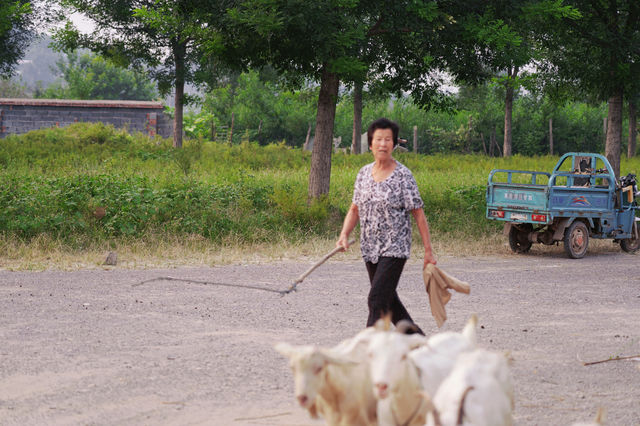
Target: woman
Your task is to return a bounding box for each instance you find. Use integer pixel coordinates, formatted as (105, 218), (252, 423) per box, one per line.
(337, 118), (436, 333)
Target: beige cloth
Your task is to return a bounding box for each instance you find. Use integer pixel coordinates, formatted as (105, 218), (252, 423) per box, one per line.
(423, 263), (471, 327)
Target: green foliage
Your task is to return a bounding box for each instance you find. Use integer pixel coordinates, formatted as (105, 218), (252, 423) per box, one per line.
(171, 140), (202, 177)
(0, 123), (323, 244)
(38, 51), (158, 101)
(5, 123), (640, 248)
(183, 70), (611, 156)
(332, 83), (608, 156)
(53, 0), (237, 146)
(0, 77), (28, 97)
(539, 0), (640, 100)
(0, 1), (34, 76)
(185, 70), (318, 146)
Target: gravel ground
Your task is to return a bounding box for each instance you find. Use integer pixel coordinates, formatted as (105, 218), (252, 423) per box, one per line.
(1, 251), (639, 425)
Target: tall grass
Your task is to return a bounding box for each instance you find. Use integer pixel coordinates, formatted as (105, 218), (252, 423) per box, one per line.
(2, 123), (640, 267)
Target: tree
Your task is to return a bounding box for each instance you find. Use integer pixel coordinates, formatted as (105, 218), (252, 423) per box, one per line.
(38, 51), (158, 100)
(229, 0), (448, 199)
(0, 1), (35, 76)
(228, 0), (362, 198)
(0, 77), (28, 97)
(54, 0), (234, 147)
(629, 100), (637, 158)
(190, 69), (318, 145)
(443, 0), (580, 157)
(351, 82), (363, 154)
(540, 0), (640, 177)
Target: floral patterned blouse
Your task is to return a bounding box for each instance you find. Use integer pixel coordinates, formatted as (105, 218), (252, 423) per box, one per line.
(352, 161), (424, 263)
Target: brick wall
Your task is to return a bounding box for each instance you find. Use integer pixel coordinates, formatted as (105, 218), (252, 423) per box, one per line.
(0, 98), (173, 138)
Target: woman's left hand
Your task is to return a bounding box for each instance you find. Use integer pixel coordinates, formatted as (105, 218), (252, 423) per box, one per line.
(423, 250), (437, 269)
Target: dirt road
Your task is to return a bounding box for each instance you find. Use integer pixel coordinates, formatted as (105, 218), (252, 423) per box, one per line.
(1, 251), (639, 425)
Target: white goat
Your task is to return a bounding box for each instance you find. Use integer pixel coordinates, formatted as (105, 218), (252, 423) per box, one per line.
(409, 315), (478, 397)
(366, 314), (478, 426)
(274, 342), (377, 426)
(424, 348), (514, 426)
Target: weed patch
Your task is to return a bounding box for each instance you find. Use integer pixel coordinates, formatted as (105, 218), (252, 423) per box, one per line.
(2, 123), (640, 267)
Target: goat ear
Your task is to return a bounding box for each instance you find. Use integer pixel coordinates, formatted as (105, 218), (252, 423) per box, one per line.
(373, 313), (392, 331)
(407, 334), (428, 350)
(319, 349), (358, 366)
(274, 342), (296, 359)
(462, 313), (478, 346)
(396, 320), (420, 335)
(339, 330), (372, 355)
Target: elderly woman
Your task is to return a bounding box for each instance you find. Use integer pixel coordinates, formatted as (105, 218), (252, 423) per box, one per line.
(337, 118), (436, 334)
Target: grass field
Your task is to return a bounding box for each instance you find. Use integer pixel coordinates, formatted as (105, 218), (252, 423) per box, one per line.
(2, 122), (639, 269)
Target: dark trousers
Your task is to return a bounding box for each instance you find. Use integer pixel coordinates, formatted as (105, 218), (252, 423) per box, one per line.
(365, 257), (423, 334)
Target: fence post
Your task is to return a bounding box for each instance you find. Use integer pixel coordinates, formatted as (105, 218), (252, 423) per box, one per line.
(549, 117), (553, 155)
(413, 125), (418, 153)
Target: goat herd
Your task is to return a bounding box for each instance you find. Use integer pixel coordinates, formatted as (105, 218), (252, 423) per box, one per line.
(274, 314), (604, 426)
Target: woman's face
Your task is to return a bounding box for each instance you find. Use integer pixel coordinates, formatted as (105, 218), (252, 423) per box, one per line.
(371, 128), (394, 162)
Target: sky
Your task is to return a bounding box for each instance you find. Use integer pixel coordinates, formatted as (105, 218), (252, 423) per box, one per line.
(70, 13), (94, 34)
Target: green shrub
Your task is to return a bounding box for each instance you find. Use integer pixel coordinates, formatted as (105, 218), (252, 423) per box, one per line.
(3, 123), (640, 248)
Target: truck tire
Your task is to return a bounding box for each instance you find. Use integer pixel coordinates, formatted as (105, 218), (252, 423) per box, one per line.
(621, 237), (640, 253)
(620, 222), (639, 253)
(564, 221), (589, 259)
(509, 224), (532, 253)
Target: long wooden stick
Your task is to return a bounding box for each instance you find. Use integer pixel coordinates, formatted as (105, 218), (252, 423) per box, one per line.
(579, 354), (640, 366)
(281, 239), (355, 295)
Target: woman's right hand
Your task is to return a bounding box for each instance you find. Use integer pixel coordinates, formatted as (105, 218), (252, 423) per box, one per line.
(337, 203), (359, 251)
(336, 234), (351, 251)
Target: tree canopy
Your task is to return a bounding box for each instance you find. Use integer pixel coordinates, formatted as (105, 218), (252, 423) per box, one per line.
(538, 0), (640, 176)
(38, 51), (158, 100)
(0, 1), (35, 76)
(54, 0), (236, 147)
(228, 0), (451, 198)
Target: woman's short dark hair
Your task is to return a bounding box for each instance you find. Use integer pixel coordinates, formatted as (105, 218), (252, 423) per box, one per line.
(367, 118), (399, 147)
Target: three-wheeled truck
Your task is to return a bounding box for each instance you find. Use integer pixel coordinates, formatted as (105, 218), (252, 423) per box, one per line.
(486, 152), (640, 258)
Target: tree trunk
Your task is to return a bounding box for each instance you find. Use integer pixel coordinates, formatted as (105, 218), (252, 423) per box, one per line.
(308, 66), (340, 200)
(229, 112), (235, 144)
(413, 125), (418, 153)
(605, 90), (623, 178)
(481, 132), (487, 155)
(304, 123), (311, 150)
(172, 40), (187, 148)
(489, 131), (494, 157)
(492, 126), (501, 157)
(629, 101), (637, 158)
(351, 81), (362, 154)
(549, 117), (553, 155)
(503, 67), (518, 157)
(467, 115), (473, 153)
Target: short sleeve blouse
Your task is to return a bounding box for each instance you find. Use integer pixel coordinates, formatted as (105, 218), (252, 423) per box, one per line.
(352, 161), (424, 263)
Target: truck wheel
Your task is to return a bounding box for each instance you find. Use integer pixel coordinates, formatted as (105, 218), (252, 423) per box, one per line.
(620, 223), (640, 253)
(621, 238), (640, 253)
(509, 224), (532, 253)
(564, 221), (589, 259)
